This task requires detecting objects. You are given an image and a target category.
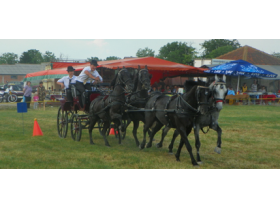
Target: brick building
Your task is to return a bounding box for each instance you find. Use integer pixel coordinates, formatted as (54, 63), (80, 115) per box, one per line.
(0, 63), (50, 85)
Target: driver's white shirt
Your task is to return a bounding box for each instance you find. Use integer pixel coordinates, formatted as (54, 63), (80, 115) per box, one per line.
(57, 75), (77, 89)
(76, 66), (103, 84)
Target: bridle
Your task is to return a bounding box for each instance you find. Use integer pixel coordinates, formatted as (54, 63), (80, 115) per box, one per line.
(211, 81), (227, 104)
(138, 69), (150, 85)
(196, 86), (210, 106)
(116, 68), (132, 88)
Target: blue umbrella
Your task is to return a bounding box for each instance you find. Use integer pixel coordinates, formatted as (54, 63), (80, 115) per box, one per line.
(204, 59), (278, 92)
(205, 59), (278, 78)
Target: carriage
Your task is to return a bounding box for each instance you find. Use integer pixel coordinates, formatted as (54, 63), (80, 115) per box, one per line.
(56, 84), (107, 141)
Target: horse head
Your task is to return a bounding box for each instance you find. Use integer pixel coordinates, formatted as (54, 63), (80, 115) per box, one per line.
(138, 65), (151, 90)
(209, 74), (227, 111)
(116, 67), (134, 93)
(184, 80), (210, 115)
(195, 85), (210, 115)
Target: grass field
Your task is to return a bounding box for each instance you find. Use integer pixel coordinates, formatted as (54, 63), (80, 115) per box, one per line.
(0, 105), (279, 169)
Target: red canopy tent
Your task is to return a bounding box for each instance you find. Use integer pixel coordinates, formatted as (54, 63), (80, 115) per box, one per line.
(24, 57), (206, 84)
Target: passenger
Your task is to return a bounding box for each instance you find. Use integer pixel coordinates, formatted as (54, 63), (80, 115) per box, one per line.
(75, 60), (103, 108)
(57, 66), (77, 101)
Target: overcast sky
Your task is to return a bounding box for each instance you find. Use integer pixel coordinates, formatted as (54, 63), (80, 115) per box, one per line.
(1, 39), (280, 61)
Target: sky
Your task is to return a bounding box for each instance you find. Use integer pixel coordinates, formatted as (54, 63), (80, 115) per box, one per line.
(1, 39), (280, 61)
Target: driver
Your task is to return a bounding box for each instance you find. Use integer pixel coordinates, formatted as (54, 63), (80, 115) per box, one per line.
(75, 60), (103, 108)
(57, 66), (77, 101)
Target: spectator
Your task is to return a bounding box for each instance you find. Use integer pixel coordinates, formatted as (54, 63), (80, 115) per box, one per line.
(33, 92), (39, 109)
(23, 81), (32, 108)
(260, 86), (266, 94)
(165, 85), (171, 93)
(172, 85), (178, 93)
(37, 81), (46, 109)
(242, 83), (248, 93)
(251, 80), (258, 92)
(227, 86), (235, 95)
(157, 84), (162, 92)
(158, 79), (165, 90)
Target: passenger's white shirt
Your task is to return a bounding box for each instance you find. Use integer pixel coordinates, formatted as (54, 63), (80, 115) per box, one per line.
(77, 66), (103, 83)
(57, 75), (77, 89)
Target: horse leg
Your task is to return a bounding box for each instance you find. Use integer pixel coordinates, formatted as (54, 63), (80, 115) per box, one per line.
(177, 126), (198, 166)
(194, 125), (202, 163)
(156, 126), (170, 148)
(132, 120), (140, 147)
(168, 129), (180, 154)
(140, 119), (155, 149)
(214, 124), (222, 154)
(175, 138), (184, 161)
(89, 117), (98, 145)
(146, 122), (163, 148)
(102, 121), (111, 147)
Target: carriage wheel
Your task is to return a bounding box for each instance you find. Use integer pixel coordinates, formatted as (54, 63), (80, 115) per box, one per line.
(71, 114), (82, 141)
(57, 106), (68, 138)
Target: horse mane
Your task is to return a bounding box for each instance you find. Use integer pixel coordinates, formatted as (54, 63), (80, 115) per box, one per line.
(110, 72), (118, 88)
(184, 79), (206, 92)
(132, 70), (139, 92)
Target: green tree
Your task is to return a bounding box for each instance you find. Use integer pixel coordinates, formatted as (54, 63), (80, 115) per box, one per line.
(0, 53), (18, 64)
(19, 49), (44, 64)
(136, 47), (155, 57)
(105, 56), (121, 60)
(200, 39), (241, 58)
(271, 52), (280, 59)
(157, 41), (197, 65)
(207, 45), (236, 58)
(43, 51), (57, 62)
(86, 57), (102, 62)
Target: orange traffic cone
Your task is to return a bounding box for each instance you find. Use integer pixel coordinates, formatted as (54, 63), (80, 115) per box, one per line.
(109, 128), (118, 135)
(33, 118), (43, 136)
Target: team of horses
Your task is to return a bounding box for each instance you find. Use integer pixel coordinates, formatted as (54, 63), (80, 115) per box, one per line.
(87, 66), (228, 166)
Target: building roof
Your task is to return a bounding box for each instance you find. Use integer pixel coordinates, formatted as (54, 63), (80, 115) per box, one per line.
(0, 63), (48, 75)
(216, 45), (280, 65)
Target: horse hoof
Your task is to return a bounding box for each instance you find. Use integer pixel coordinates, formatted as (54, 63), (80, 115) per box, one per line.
(139, 145), (144, 150)
(169, 152), (173, 155)
(197, 161), (203, 165)
(146, 144), (151, 148)
(106, 144), (111, 147)
(90, 142), (94, 145)
(194, 165), (200, 168)
(156, 143), (162, 148)
(214, 147), (221, 154)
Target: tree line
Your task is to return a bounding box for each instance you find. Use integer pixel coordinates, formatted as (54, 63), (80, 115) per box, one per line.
(1, 39), (279, 66)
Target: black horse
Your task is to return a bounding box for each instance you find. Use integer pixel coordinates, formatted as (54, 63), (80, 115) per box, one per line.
(123, 65), (152, 146)
(157, 75), (228, 163)
(140, 80), (210, 166)
(88, 67), (134, 146)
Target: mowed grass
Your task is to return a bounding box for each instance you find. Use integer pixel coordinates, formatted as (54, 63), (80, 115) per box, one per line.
(0, 105), (280, 169)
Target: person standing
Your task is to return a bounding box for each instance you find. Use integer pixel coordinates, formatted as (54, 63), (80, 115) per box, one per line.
(33, 92), (39, 109)
(75, 60), (103, 108)
(242, 83), (247, 93)
(23, 81), (32, 108)
(37, 81), (46, 109)
(57, 66), (77, 102)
